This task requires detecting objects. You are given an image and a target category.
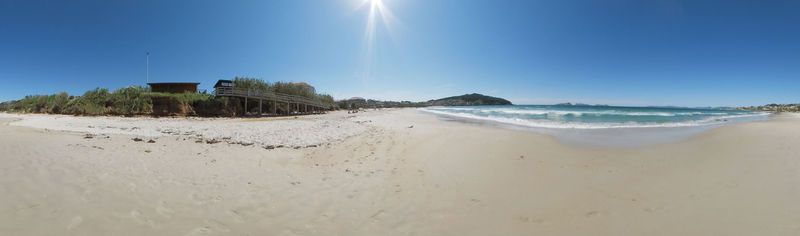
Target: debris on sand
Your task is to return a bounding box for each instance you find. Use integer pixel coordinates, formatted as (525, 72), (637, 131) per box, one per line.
(264, 145), (276, 150)
(233, 141), (253, 146)
(408, 125), (414, 128)
(206, 139), (221, 144)
(132, 138), (143, 142)
(6, 112), (369, 149)
(144, 150), (151, 153)
(147, 139), (156, 143)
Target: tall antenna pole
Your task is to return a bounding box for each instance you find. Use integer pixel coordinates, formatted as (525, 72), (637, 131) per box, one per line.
(146, 52), (150, 84)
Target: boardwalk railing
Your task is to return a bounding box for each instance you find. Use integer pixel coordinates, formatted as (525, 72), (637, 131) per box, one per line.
(214, 87), (333, 111)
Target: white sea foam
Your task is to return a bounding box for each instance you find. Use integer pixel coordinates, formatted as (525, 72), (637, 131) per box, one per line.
(420, 107), (768, 129)
(425, 107), (730, 117)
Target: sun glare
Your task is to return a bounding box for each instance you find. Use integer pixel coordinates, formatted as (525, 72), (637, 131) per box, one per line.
(356, 0), (397, 81)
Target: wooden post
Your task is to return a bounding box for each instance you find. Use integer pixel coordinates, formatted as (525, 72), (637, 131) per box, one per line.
(272, 100), (277, 115)
(244, 97), (248, 115)
(259, 99), (263, 115)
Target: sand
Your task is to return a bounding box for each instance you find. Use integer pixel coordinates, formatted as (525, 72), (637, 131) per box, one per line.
(0, 112), (368, 148)
(1, 110), (799, 235)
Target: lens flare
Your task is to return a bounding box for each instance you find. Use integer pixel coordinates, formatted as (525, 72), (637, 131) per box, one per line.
(356, 0), (397, 81)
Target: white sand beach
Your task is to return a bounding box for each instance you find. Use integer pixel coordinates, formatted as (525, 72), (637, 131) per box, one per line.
(1, 110), (799, 235)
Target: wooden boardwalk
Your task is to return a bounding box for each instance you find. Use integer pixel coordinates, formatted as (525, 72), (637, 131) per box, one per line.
(214, 87), (333, 115)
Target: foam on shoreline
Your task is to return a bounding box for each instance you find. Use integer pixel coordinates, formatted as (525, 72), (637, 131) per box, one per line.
(419, 107), (769, 129)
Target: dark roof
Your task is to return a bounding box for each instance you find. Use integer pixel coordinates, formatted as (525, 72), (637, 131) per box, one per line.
(214, 80), (234, 88)
(147, 82), (200, 85)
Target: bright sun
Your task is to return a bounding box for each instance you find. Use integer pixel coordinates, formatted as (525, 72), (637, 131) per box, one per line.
(356, 0), (397, 80)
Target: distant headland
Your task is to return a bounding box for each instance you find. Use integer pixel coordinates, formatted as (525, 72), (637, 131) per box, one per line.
(336, 93), (512, 109)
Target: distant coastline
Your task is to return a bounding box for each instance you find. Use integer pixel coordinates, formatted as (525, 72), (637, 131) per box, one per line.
(738, 103), (800, 113)
(336, 93), (511, 109)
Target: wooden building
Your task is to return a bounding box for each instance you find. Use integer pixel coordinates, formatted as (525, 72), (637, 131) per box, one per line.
(148, 82), (200, 94)
(213, 80), (233, 89)
(148, 82), (200, 116)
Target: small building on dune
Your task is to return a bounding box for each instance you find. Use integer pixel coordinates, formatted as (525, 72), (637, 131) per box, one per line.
(148, 82), (200, 94)
(213, 80), (233, 89)
(148, 82), (201, 116)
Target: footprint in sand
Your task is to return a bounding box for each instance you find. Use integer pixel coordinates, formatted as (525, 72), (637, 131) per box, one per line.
(131, 210), (156, 228)
(183, 220), (231, 236)
(205, 219), (231, 232)
(184, 226), (211, 236)
(156, 201), (175, 218)
(585, 211), (600, 217)
(67, 216), (83, 230)
(228, 209), (249, 223)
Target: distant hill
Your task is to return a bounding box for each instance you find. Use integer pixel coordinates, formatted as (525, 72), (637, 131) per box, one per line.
(427, 93), (512, 106)
(336, 93), (512, 109)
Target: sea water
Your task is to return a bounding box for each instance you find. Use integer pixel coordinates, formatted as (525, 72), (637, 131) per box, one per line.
(420, 105), (769, 147)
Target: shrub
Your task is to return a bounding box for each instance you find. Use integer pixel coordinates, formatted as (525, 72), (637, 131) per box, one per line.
(64, 88), (111, 115)
(111, 86), (152, 116)
(233, 77), (272, 93)
(149, 92), (214, 116)
(47, 92), (70, 114)
(0, 101), (11, 112)
(317, 94), (335, 107)
(6, 94), (63, 113)
(232, 77), (331, 106)
(193, 96), (242, 117)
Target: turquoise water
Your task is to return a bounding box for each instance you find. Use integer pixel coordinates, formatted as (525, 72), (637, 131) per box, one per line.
(421, 105), (768, 129)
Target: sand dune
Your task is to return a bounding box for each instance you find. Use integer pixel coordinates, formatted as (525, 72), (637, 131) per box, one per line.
(1, 110), (799, 235)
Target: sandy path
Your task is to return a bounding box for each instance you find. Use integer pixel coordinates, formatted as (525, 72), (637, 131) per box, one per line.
(1, 110), (799, 235)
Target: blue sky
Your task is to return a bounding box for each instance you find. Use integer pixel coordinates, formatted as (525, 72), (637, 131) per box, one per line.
(1, 0), (798, 106)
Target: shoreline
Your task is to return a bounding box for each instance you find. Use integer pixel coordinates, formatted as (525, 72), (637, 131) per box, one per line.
(1, 109), (800, 235)
(1, 108), (777, 149)
(420, 108), (774, 148)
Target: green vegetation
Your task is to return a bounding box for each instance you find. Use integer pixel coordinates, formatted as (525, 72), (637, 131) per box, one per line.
(427, 93), (512, 106)
(5, 92), (72, 114)
(0, 101), (11, 112)
(63, 88), (112, 115)
(2, 77), (336, 117)
(740, 103), (800, 113)
(337, 98), (427, 110)
(232, 77), (272, 93)
(232, 77), (336, 108)
(110, 86), (152, 116)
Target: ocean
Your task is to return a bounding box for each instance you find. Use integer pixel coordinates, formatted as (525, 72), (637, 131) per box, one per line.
(420, 105), (768, 130)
